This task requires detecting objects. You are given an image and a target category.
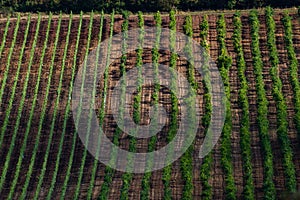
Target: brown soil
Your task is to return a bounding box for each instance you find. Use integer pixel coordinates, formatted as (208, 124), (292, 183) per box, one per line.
(0, 11), (300, 199)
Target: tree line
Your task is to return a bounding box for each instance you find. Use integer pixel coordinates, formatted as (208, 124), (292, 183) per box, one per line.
(0, 0), (299, 13)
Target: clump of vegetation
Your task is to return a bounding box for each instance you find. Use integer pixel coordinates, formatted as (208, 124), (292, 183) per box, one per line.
(265, 7), (296, 192)
(282, 11), (300, 146)
(1, 0), (299, 13)
(249, 10), (276, 199)
(232, 11), (254, 199)
(217, 14), (237, 200)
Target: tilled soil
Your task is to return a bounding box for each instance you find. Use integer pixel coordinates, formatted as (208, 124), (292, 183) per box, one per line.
(0, 10), (299, 199)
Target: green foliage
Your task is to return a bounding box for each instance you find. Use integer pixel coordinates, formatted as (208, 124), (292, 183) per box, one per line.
(217, 14), (237, 200)
(282, 12), (300, 148)
(60, 11), (84, 200)
(118, 11), (138, 200)
(183, 15), (197, 90)
(86, 11), (105, 200)
(0, 13), (32, 194)
(184, 15), (193, 37)
(137, 12), (153, 200)
(6, 12), (52, 200)
(200, 15), (209, 49)
(161, 9), (179, 200)
(265, 7), (296, 192)
(19, 12), (61, 200)
(0, 14), (10, 60)
(199, 14), (213, 200)
(139, 10), (162, 200)
(232, 11), (254, 200)
(2, 6), (300, 200)
(154, 11), (162, 27)
(2, 0), (300, 15)
(99, 10), (115, 126)
(97, 11), (116, 200)
(2, 0), (299, 13)
(46, 12), (74, 200)
(98, 167), (114, 199)
(228, 0), (237, 9)
(249, 10), (276, 199)
(152, 10), (162, 96)
(169, 9), (176, 31)
(0, 13), (20, 149)
(34, 12), (67, 200)
(180, 14), (196, 200)
(73, 11), (95, 200)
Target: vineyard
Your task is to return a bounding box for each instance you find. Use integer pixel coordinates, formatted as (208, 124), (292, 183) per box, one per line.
(0, 7), (300, 199)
